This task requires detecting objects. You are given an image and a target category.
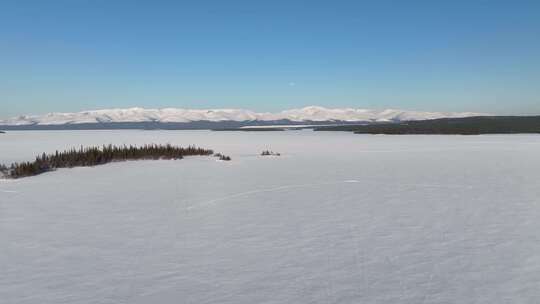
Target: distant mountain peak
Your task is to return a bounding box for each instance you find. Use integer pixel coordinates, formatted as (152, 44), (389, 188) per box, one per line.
(0, 106), (486, 126)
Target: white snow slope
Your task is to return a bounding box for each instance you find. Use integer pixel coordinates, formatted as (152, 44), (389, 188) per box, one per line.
(0, 106), (484, 125)
(1, 131), (540, 304)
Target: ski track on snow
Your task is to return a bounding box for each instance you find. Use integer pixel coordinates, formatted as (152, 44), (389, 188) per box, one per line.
(186, 179), (472, 210)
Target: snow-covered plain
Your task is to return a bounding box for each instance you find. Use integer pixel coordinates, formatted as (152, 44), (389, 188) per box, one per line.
(1, 130), (540, 303)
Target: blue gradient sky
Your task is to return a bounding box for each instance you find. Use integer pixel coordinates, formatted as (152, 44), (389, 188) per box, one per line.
(1, 0), (539, 118)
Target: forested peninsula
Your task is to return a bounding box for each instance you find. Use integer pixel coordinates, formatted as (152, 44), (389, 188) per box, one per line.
(0, 144), (228, 179)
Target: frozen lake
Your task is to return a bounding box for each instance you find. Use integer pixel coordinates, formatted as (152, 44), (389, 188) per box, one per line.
(1, 130), (540, 303)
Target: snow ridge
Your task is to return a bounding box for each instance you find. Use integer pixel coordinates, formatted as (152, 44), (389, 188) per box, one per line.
(0, 106), (485, 126)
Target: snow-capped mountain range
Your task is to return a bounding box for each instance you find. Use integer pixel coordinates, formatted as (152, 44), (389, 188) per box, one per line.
(1, 106), (484, 127)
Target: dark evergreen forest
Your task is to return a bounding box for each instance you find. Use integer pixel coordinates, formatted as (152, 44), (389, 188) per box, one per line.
(315, 116), (540, 134)
(0, 144), (217, 179)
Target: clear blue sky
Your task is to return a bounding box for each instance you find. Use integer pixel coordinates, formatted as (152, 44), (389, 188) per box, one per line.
(1, 0), (539, 118)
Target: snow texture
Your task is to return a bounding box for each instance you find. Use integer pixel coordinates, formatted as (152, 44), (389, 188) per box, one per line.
(1, 130), (540, 303)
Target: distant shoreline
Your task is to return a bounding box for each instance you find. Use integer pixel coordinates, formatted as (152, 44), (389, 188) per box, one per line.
(0, 120), (346, 131)
(314, 116), (540, 135)
(1, 115), (539, 134)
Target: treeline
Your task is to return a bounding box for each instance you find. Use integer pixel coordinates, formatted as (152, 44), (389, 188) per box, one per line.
(261, 150), (281, 156)
(315, 116), (540, 135)
(1, 144), (215, 179)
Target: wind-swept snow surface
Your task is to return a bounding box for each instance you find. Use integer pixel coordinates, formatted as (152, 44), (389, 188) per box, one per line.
(1, 131), (540, 303)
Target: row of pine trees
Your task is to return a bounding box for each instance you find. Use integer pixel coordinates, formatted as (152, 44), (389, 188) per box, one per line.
(261, 150), (281, 156)
(0, 144), (215, 179)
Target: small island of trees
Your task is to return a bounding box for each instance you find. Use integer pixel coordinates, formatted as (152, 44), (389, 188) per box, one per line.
(213, 153), (232, 161)
(0, 144), (225, 179)
(261, 150), (281, 156)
